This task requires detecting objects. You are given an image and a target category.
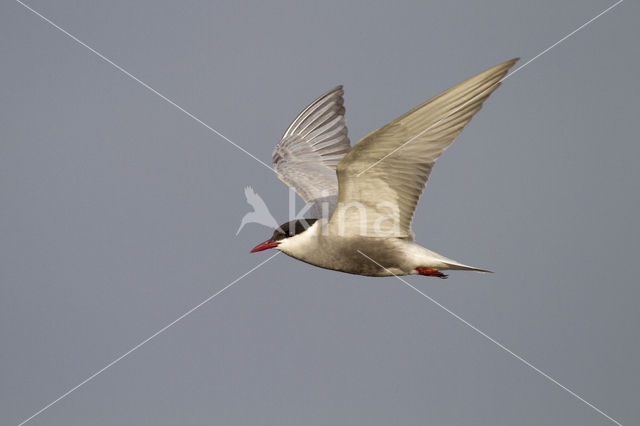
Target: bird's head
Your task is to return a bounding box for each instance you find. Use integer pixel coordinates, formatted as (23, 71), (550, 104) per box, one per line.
(250, 219), (317, 253)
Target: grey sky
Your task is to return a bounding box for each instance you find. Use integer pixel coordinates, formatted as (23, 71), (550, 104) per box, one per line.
(1, 1), (638, 425)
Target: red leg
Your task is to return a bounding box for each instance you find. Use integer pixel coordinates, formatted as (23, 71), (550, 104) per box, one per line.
(416, 267), (448, 279)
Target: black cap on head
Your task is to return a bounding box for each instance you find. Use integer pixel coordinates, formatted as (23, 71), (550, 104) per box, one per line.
(270, 219), (317, 242)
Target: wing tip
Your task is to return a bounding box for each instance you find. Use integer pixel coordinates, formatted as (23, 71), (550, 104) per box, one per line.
(329, 85), (344, 97)
(497, 57), (520, 73)
(485, 57), (519, 76)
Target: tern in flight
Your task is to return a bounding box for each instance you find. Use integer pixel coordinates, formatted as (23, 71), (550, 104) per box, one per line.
(251, 59), (518, 278)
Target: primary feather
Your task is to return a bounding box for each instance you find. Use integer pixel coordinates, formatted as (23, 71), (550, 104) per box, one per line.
(272, 86), (351, 217)
(330, 58), (518, 237)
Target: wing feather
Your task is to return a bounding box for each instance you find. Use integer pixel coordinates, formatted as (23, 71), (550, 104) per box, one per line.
(273, 86), (351, 217)
(330, 59), (518, 237)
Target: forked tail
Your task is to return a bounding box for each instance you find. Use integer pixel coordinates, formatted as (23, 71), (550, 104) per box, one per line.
(443, 261), (493, 273)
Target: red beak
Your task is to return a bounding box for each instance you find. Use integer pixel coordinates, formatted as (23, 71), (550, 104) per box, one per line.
(250, 240), (280, 253)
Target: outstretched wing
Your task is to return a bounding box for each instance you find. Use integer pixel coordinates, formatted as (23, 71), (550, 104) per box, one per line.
(272, 86), (351, 217)
(330, 58), (518, 237)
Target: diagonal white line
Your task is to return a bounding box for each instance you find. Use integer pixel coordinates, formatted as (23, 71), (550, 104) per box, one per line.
(356, 0), (624, 177)
(15, 0), (274, 172)
(15, 251), (281, 426)
(12, 1), (625, 425)
(502, 0), (624, 82)
(357, 250), (623, 426)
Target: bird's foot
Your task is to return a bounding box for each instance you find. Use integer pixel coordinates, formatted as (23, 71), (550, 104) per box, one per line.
(416, 267), (448, 279)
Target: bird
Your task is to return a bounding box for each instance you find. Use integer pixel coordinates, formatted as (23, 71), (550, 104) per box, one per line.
(250, 58), (518, 278)
(236, 186), (280, 235)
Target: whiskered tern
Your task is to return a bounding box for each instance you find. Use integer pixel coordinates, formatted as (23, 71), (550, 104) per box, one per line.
(251, 59), (518, 278)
